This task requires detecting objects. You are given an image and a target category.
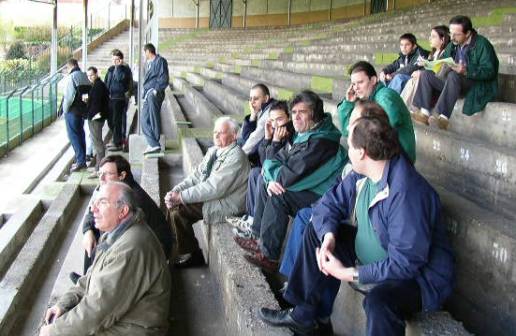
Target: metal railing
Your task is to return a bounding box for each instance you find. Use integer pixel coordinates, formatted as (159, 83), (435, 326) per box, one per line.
(0, 72), (62, 157)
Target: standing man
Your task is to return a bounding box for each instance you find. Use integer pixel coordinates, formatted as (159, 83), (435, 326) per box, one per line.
(39, 182), (171, 336)
(105, 49), (133, 151)
(412, 15), (499, 130)
(141, 43), (169, 154)
(62, 58), (91, 173)
(86, 66), (109, 175)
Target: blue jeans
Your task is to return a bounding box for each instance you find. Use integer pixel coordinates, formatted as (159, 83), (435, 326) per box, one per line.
(280, 207), (335, 318)
(65, 112), (86, 166)
(286, 224), (422, 335)
(387, 74), (411, 94)
(142, 90), (164, 148)
(245, 167), (262, 217)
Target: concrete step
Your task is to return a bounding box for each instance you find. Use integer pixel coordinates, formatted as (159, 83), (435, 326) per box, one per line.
(171, 77), (222, 129)
(0, 184), (82, 335)
(192, 75), (249, 117)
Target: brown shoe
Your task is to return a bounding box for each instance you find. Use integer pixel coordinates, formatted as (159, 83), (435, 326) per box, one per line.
(234, 236), (259, 253)
(437, 116), (449, 130)
(412, 111), (429, 125)
(244, 251), (279, 272)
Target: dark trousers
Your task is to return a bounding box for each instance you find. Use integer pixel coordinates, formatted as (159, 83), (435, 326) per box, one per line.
(167, 203), (203, 255)
(245, 167), (262, 217)
(83, 229), (101, 274)
(142, 90), (164, 148)
(251, 180), (319, 261)
(285, 224), (422, 336)
(109, 98), (128, 146)
(65, 112), (86, 166)
(413, 70), (473, 118)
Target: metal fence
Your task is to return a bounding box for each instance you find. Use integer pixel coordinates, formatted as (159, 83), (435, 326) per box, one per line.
(0, 72), (62, 157)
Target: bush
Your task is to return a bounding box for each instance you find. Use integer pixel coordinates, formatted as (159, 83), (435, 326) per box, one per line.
(6, 41), (27, 60)
(35, 47), (71, 73)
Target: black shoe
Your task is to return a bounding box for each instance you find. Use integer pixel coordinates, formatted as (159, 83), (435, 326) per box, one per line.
(69, 272), (81, 284)
(259, 307), (316, 335)
(174, 249), (205, 269)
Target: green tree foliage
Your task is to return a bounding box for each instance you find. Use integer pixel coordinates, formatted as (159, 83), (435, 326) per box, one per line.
(6, 41), (27, 60)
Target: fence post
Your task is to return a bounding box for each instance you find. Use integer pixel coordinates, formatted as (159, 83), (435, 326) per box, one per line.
(31, 86), (35, 135)
(6, 89), (17, 151)
(18, 86), (30, 145)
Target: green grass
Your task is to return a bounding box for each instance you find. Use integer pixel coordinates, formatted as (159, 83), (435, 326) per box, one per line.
(311, 76), (334, 93)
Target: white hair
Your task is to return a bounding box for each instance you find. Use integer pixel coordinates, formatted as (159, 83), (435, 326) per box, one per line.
(214, 116), (240, 135)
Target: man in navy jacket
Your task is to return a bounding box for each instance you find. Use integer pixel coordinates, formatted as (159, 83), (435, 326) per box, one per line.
(259, 108), (454, 335)
(141, 43), (169, 154)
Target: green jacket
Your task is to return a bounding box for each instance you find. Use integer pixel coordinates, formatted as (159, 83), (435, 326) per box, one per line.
(263, 113), (347, 196)
(442, 32), (499, 115)
(337, 82), (416, 163)
(50, 210), (171, 335)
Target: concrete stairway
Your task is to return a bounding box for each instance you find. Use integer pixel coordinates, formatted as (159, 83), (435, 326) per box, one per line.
(160, 0), (516, 334)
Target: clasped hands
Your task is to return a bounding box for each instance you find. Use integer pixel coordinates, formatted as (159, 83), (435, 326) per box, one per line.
(316, 232), (355, 282)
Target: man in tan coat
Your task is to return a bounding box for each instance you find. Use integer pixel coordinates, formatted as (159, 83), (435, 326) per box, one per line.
(165, 116), (250, 268)
(39, 182), (171, 336)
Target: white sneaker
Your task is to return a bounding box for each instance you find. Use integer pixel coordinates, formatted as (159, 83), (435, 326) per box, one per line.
(144, 146), (161, 154)
(232, 227), (257, 239)
(226, 215), (253, 231)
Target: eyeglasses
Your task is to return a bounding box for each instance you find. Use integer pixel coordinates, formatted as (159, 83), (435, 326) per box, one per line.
(97, 171), (119, 178)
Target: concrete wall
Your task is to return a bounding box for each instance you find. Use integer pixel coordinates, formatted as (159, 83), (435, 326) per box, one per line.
(159, 0), (429, 29)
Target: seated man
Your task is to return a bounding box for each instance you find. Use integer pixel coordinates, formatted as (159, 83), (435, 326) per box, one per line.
(259, 112), (454, 336)
(79, 155), (173, 280)
(340, 61), (416, 163)
(234, 90), (347, 272)
(412, 15), (499, 130)
(239, 83), (276, 166)
(380, 33), (429, 94)
(228, 100), (294, 233)
(39, 182), (171, 336)
(165, 116), (250, 268)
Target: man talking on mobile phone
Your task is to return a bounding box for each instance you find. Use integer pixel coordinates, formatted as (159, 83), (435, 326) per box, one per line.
(338, 61), (416, 164)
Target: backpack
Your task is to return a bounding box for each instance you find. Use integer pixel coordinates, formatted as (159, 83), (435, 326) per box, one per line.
(71, 80), (91, 117)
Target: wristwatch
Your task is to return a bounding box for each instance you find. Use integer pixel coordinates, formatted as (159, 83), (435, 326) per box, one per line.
(352, 268), (359, 283)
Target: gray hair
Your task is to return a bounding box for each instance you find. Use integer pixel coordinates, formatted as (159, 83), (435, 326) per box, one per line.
(108, 181), (137, 213)
(214, 116), (240, 135)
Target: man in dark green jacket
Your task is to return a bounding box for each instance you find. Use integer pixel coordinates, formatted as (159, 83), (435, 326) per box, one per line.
(234, 91), (347, 272)
(338, 61), (416, 163)
(412, 15), (499, 130)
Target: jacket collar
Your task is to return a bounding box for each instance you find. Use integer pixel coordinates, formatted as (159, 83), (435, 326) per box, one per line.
(353, 157), (395, 210)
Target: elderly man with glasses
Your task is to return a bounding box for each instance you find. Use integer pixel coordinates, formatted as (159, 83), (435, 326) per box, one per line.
(72, 155), (173, 283)
(39, 182), (171, 336)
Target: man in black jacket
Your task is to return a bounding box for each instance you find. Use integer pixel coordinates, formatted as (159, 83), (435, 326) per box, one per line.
(86, 66), (109, 174)
(379, 33), (429, 93)
(71, 155), (174, 283)
(104, 49), (133, 151)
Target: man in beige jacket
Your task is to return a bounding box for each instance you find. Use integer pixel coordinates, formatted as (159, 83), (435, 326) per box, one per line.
(165, 116), (250, 268)
(39, 182), (171, 336)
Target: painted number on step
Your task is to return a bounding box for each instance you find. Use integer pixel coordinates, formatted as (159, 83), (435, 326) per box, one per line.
(460, 148), (470, 161)
(492, 242), (509, 264)
(432, 140), (440, 151)
(495, 159), (508, 175)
